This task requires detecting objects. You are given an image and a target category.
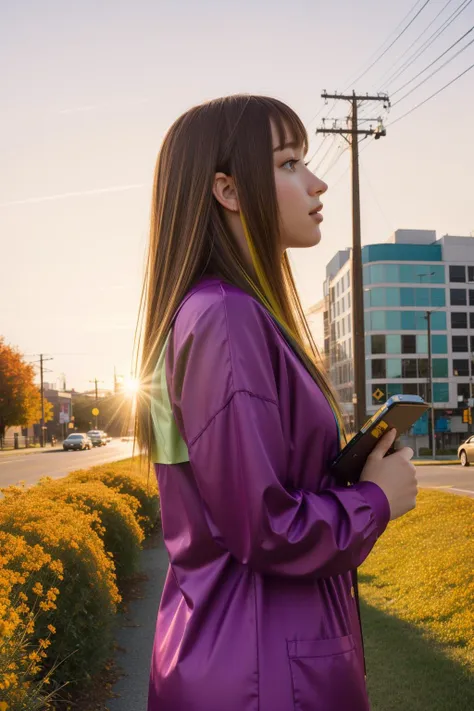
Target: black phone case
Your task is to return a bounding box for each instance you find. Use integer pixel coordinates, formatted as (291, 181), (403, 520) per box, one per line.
(331, 401), (428, 486)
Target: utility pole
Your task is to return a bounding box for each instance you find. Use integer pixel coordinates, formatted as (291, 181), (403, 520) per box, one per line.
(317, 91), (390, 431)
(425, 311), (436, 459)
(417, 273), (436, 457)
(39, 354), (54, 447)
(89, 378), (104, 429)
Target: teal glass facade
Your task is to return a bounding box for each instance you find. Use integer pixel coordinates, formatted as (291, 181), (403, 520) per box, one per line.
(366, 310), (447, 331)
(363, 263), (445, 285)
(361, 243), (442, 265)
(364, 287), (445, 308)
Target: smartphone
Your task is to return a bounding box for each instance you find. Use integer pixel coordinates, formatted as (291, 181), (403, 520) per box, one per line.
(330, 394), (429, 486)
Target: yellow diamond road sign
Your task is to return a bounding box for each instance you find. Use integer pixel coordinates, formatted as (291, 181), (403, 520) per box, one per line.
(373, 388), (384, 401)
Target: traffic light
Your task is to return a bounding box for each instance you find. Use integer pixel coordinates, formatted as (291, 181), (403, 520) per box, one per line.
(462, 409), (472, 424)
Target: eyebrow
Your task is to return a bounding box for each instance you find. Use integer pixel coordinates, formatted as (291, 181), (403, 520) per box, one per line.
(273, 141), (301, 153)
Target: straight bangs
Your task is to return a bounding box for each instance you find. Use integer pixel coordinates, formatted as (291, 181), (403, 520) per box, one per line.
(266, 99), (309, 156)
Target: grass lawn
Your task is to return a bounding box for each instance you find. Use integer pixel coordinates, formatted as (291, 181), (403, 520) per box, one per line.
(359, 490), (474, 710)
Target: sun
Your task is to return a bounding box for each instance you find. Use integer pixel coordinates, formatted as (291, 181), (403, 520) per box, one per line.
(124, 377), (140, 395)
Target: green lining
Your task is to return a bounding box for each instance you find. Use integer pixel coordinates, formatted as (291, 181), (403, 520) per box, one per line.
(150, 332), (190, 464)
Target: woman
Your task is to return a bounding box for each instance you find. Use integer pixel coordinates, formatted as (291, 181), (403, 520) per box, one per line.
(135, 95), (418, 711)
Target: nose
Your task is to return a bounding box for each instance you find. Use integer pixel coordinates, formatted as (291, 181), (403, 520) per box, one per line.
(308, 173), (328, 196)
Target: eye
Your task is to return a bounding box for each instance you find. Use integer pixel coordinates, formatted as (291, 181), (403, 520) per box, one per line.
(283, 159), (299, 171)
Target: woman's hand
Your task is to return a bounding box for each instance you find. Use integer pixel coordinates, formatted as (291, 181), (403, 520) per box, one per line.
(360, 428), (418, 521)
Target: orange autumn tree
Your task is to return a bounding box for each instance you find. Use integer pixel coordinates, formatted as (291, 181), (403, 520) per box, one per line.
(0, 337), (53, 440)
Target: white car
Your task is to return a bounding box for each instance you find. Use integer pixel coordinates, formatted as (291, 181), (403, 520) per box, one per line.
(458, 436), (474, 466)
(63, 433), (92, 451)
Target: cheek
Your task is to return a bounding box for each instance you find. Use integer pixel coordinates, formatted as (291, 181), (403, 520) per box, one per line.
(275, 176), (303, 226)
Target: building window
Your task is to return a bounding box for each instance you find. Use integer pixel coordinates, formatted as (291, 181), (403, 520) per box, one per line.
(386, 358), (402, 378)
(433, 383), (449, 402)
(403, 383), (419, 396)
(429, 312), (447, 330)
(416, 334), (428, 353)
(469, 290), (474, 306)
(452, 336), (468, 352)
(450, 288), (467, 306)
(418, 358), (429, 378)
(451, 312), (467, 329)
(401, 335), (416, 354)
(431, 289), (446, 307)
(449, 266), (466, 284)
(471, 336), (474, 353)
(371, 335), (385, 354)
(458, 383), (470, 401)
(470, 313), (474, 330)
(372, 359), (386, 379)
(449, 265), (465, 283)
(453, 359), (469, 376)
(468, 266), (474, 283)
(432, 359), (448, 377)
(432, 334), (448, 354)
(415, 288), (430, 307)
(402, 359), (417, 378)
(387, 335), (401, 353)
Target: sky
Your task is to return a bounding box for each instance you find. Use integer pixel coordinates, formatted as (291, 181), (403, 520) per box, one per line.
(1, 0), (473, 392)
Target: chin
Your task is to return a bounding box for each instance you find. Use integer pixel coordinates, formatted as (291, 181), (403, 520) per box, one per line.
(282, 227), (322, 250)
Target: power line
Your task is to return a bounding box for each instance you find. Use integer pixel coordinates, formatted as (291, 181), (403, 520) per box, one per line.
(375, 0), (459, 87)
(305, 135), (330, 168)
(314, 137), (339, 173)
(387, 60), (474, 125)
(345, 0), (434, 89)
(321, 143), (349, 179)
(391, 24), (474, 96)
(392, 35), (474, 107)
(381, 0), (473, 89)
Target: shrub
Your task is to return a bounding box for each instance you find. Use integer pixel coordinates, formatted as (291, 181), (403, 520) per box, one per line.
(34, 478), (144, 581)
(68, 459), (159, 535)
(0, 489), (120, 690)
(0, 531), (64, 710)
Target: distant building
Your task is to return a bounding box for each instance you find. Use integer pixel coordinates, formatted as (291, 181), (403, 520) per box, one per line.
(316, 229), (474, 448)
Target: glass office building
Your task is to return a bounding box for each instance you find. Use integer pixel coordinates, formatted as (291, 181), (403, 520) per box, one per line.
(322, 229), (474, 447)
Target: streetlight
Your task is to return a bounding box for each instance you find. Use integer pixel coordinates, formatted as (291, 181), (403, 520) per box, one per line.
(417, 272), (436, 459)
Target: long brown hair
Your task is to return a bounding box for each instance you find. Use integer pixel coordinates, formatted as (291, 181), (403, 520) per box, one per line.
(132, 94), (347, 474)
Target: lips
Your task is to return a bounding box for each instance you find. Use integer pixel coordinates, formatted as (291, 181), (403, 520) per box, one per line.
(309, 205), (323, 215)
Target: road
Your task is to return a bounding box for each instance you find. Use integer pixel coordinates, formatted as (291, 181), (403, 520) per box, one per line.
(0, 439), (136, 491)
(1, 446), (472, 500)
(417, 464), (474, 498)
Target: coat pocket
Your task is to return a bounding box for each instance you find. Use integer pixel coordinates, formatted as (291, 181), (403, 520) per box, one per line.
(287, 635), (368, 711)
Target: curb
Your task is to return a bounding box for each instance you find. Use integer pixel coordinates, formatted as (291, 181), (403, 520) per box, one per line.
(413, 460), (460, 466)
(0, 446), (63, 458)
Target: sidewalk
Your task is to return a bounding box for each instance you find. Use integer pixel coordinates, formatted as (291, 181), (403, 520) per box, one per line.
(107, 527), (168, 711)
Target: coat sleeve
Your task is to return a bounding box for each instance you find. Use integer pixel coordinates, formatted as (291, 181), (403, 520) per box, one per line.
(169, 285), (391, 579)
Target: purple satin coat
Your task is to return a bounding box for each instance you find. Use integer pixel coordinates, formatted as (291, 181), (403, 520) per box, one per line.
(148, 277), (391, 711)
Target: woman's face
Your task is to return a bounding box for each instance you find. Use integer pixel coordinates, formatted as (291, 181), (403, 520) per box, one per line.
(272, 121), (328, 253)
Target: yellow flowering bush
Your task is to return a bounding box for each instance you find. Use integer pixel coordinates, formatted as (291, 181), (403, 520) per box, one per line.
(68, 458), (159, 535)
(360, 489), (474, 671)
(33, 477), (144, 581)
(0, 490), (120, 690)
(0, 531), (63, 710)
